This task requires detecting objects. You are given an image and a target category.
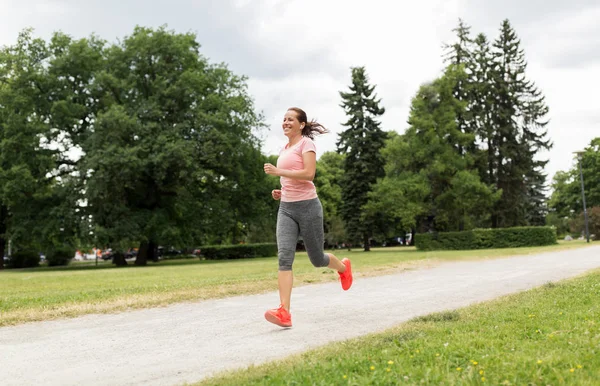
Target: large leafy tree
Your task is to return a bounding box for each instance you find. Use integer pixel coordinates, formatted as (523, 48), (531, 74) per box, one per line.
(337, 66), (387, 251)
(0, 30), (79, 269)
(364, 132), (430, 241)
(0, 26), (270, 268)
(76, 26), (265, 264)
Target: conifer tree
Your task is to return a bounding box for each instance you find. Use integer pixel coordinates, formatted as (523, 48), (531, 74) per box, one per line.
(490, 20), (551, 227)
(337, 67), (387, 251)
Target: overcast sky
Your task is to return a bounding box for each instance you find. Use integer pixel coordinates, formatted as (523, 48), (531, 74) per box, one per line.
(1, 0), (598, 181)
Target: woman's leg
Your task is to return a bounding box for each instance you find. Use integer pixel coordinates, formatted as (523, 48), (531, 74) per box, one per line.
(300, 199), (346, 272)
(326, 253), (346, 272)
(299, 198), (352, 290)
(276, 205), (299, 312)
(278, 271), (293, 311)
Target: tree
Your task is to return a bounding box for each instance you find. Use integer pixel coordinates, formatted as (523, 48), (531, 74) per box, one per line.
(368, 66), (499, 234)
(548, 170), (577, 218)
(337, 67), (387, 251)
(469, 33), (496, 188)
(364, 133), (430, 239)
(489, 20), (551, 227)
(443, 19), (475, 156)
(0, 30), (78, 269)
(548, 138), (600, 224)
(314, 151), (346, 246)
(575, 138), (600, 209)
(0, 26), (271, 268)
(74, 26), (265, 264)
(570, 207), (600, 240)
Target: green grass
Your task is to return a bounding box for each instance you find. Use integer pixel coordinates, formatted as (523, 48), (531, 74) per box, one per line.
(197, 269), (600, 386)
(0, 240), (592, 326)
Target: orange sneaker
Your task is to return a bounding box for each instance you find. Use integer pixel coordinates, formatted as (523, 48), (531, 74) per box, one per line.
(264, 305), (292, 328)
(339, 258), (353, 290)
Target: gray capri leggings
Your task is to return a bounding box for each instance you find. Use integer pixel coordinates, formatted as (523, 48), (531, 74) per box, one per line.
(277, 197), (330, 271)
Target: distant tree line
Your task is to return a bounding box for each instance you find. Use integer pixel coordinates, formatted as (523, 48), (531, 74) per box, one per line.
(2, 19), (585, 268)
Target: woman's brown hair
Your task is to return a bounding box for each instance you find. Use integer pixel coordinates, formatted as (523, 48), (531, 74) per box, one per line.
(287, 107), (329, 140)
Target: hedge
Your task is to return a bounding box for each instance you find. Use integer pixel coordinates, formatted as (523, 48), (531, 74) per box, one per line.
(8, 250), (41, 268)
(200, 243), (278, 260)
(46, 246), (74, 267)
(415, 226), (558, 251)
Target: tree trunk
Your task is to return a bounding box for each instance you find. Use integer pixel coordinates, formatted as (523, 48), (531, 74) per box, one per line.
(0, 236), (4, 270)
(232, 215), (238, 245)
(112, 251), (128, 266)
(0, 204), (7, 270)
(135, 241), (149, 266)
(135, 240), (158, 265)
(148, 241), (158, 262)
(488, 136), (498, 228)
(363, 234), (370, 252)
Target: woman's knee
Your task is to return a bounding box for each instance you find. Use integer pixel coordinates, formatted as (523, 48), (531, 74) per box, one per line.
(278, 248), (295, 271)
(307, 251), (330, 268)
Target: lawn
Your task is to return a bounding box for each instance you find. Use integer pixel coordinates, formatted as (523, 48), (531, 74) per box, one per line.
(0, 240), (592, 326)
(197, 268), (600, 386)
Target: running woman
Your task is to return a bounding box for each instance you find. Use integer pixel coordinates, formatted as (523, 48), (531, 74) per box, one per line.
(263, 107), (353, 328)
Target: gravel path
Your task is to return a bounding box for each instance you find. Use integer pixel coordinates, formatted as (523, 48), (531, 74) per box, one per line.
(1, 246), (599, 386)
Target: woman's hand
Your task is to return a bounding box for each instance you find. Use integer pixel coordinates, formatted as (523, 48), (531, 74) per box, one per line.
(271, 189), (281, 200)
(264, 163), (281, 176)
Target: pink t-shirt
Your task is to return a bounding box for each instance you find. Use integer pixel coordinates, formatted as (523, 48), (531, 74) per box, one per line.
(277, 136), (318, 202)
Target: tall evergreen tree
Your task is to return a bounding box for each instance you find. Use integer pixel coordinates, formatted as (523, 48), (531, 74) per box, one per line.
(443, 19), (475, 157)
(490, 20), (551, 227)
(337, 67), (387, 251)
(469, 33), (496, 188)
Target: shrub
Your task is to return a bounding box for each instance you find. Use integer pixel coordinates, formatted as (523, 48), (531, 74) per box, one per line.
(46, 247), (74, 267)
(415, 226), (558, 251)
(200, 243), (278, 260)
(8, 249), (41, 268)
(569, 207), (600, 241)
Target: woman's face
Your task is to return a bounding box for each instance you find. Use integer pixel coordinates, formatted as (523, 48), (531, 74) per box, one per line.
(282, 110), (304, 138)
